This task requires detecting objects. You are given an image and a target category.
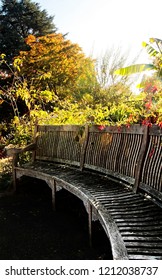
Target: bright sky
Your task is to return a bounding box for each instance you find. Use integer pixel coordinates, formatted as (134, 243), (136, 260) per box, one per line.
(37, 0), (161, 63)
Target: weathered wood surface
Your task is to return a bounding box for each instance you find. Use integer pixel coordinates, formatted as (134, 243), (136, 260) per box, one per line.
(141, 125), (162, 193)
(13, 124), (162, 260)
(32, 124), (161, 196)
(15, 162), (162, 260)
(35, 126), (82, 166)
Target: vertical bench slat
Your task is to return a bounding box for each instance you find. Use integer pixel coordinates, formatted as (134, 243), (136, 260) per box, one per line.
(108, 133), (121, 172)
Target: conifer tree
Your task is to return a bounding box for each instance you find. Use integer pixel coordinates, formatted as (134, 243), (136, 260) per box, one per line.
(0, 0), (56, 62)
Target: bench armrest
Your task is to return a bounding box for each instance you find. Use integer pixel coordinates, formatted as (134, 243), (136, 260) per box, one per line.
(12, 143), (37, 167)
(18, 143), (36, 153)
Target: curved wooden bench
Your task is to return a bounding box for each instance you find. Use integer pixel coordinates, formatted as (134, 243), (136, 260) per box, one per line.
(12, 124), (162, 260)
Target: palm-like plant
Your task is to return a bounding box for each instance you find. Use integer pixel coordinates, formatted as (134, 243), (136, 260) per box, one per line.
(115, 38), (162, 80)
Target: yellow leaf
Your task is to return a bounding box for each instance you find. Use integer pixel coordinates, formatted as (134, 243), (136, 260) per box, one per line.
(142, 41), (147, 47)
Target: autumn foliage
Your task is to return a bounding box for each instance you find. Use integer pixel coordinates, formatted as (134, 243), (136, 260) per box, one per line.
(18, 34), (86, 93)
(0, 35), (162, 147)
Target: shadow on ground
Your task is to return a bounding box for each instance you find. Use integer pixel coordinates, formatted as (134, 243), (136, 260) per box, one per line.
(0, 177), (113, 260)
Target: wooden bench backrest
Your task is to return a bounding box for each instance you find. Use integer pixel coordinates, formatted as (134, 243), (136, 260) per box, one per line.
(84, 125), (146, 185)
(35, 125), (83, 167)
(140, 125), (162, 201)
(34, 124), (162, 201)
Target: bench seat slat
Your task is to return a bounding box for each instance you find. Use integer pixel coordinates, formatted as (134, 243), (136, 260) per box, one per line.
(115, 216), (162, 222)
(128, 255), (162, 260)
(127, 248), (162, 254)
(123, 236), (162, 241)
(89, 189), (131, 196)
(104, 201), (154, 208)
(125, 242), (162, 248)
(105, 203), (154, 210)
(109, 209), (160, 217)
(116, 221), (162, 226)
(119, 226), (162, 231)
(107, 202), (156, 210)
(104, 211), (157, 217)
(93, 193), (136, 200)
(103, 198), (146, 206)
(96, 196), (145, 203)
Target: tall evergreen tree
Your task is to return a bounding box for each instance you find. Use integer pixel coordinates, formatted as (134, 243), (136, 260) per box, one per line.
(0, 0), (56, 62)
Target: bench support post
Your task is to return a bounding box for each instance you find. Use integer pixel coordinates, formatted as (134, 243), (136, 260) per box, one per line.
(88, 203), (92, 247)
(12, 168), (17, 192)
(80, 125), (89, 171)
(133, 126), (149, 193)
(51, 180), (56, 211)
(12, 153), (19, 192)
(47, 178), (56, 211)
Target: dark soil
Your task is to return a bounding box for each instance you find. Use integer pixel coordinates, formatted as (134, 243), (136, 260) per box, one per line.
(0, 177), (113, 260)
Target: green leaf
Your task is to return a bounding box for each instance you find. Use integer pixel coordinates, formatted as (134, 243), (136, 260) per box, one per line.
(144, 44), (159, 57)
(114, 64), (156, 76)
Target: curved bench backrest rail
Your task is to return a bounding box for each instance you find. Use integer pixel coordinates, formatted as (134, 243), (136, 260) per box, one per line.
(33, 124), (162, 202)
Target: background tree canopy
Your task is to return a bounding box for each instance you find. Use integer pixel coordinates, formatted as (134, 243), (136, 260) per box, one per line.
(0, 0), (56, 62)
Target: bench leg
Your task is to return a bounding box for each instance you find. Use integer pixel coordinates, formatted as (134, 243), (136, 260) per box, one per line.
(12, 167), (17, 192)
(13, 173), (17, 192)
(51, 180), (56, 211)
(88, 203), (92, 247)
